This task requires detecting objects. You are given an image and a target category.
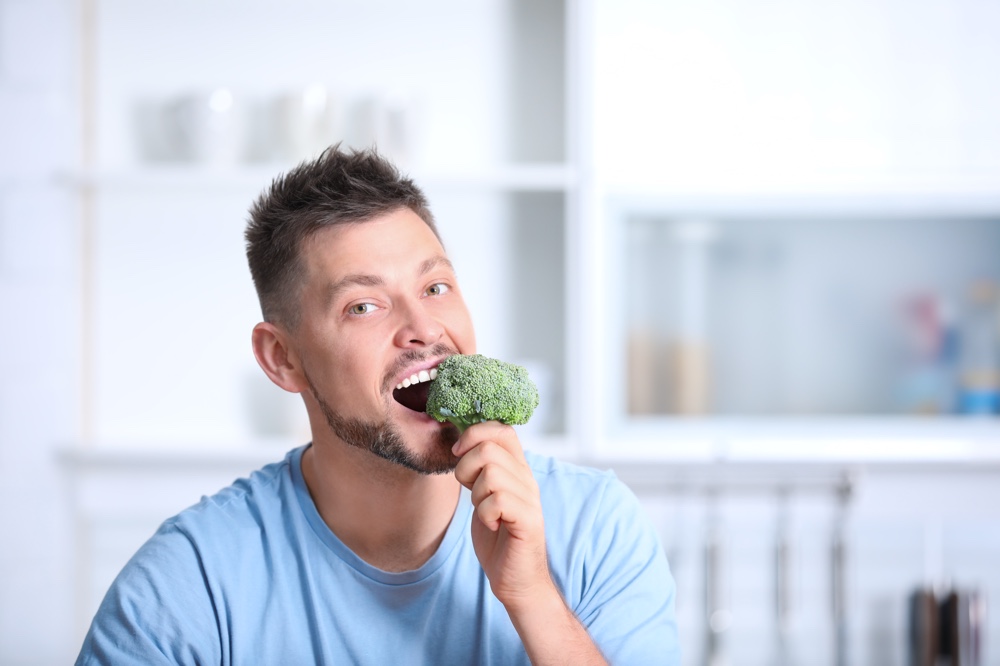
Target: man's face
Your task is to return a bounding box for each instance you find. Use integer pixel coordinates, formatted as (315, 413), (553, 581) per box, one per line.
(290, 208), (476, 473)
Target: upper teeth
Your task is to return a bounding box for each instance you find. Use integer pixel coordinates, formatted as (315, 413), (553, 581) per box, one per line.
(397, 367), (437, 390)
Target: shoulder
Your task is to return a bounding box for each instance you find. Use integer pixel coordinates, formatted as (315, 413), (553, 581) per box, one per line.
(524, 450), (615, 490)
(78, 516), (223, 664)
(165, 449), (296, 539)
(98, 448), (299, 605)
(117, 448), (298, 584)
(524, 450), (653, 562)
(76, 449), (303, 664)
(525, 453), (681, 662)
(524, 450), (639, 519)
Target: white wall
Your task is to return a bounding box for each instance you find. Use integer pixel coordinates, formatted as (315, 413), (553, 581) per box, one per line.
(0, 0), (79, 662)
(1, 1), (999, 664)
(635, 469), (1000, 666)
(593, 0), (1000, 191)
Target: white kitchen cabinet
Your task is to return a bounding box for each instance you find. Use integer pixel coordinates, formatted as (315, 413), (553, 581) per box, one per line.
(590, 0), (1000, 191)
(77, 0), (1000, 459)
(63, 3), (1000, 663)
(80, 0), (576, 450)
(580, 0), (1000, 461)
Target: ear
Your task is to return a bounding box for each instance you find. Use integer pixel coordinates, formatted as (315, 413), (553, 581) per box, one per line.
(252, 321), (308, 393)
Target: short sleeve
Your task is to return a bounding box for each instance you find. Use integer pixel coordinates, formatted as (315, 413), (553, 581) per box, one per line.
(75, 523), (222, 666)
(573, 475), (681, 665)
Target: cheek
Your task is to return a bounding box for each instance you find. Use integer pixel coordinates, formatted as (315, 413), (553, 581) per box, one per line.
(302, 338), (365, 395)
(450, 302), (477, 354)
(331, 336), (394, 399)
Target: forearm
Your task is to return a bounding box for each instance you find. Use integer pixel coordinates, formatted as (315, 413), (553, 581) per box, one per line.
(505, 584), (608, 666)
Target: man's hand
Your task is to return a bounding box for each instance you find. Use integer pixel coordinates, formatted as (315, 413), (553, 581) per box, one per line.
(452, 423), (608, 665)
(452, 422), (551, 611)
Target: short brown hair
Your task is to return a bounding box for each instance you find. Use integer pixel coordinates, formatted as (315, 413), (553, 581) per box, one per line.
(245, 145), (438, 329)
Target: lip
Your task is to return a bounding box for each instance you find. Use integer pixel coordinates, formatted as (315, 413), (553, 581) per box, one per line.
(393, 402), (440, 423)
(391, 355), (450, 390)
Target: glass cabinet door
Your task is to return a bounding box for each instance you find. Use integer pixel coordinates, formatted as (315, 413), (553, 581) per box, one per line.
(609, 204), (1000, 423)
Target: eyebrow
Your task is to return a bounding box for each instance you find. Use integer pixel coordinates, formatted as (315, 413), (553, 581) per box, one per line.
(418, 255), (455, 276)
(324, 255), (455, 308)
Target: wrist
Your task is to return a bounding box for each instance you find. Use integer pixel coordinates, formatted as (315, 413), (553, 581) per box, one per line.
(503, 581), (609, 666)
(502, 578), (568, 629)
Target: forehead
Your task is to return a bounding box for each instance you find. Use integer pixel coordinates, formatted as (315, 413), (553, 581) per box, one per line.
(302, 208), (447, 281)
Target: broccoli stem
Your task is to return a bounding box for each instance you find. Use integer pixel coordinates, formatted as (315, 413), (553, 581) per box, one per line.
(436, 406), (486, 433)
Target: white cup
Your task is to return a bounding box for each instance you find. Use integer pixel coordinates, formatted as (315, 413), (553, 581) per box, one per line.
(169, 88), (246, 166)
(274, 85), (345, 162)
(347, 92), (418, 165)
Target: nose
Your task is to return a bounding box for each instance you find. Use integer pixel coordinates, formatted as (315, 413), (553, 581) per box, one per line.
(393, 297), (444, 349)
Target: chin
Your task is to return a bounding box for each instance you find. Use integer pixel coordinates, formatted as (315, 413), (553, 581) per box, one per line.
(388, 434), (460, 475)
(403, 415), (460, 453)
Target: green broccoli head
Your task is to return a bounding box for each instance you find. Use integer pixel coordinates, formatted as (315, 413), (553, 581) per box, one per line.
(426, 354), (540, 433)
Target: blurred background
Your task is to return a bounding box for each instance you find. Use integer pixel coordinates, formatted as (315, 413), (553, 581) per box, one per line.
(1, 0), (999, 663)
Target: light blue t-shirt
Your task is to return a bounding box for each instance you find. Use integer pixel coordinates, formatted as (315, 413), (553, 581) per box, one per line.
(77, 446), (680, 665)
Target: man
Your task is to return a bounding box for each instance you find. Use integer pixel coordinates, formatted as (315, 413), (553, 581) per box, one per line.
(76, 147), (680, 664)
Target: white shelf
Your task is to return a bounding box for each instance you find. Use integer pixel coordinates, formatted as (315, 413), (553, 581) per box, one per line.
(602, 185), (1000, 218)
(58, 163), (577, 193)
(598, 170), (1000, 202)
(58, 419), (1000, 473)
(58, 443), (291, 471)
(58, 433), (578, 470)
(420, 163), (577, 192)
(592, 416), (1000, 467)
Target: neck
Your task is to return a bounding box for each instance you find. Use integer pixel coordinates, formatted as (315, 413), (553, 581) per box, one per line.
(301, 438), (461, 573)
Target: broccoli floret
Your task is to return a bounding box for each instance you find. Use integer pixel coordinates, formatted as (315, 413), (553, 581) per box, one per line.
(426, 354), (540, 433)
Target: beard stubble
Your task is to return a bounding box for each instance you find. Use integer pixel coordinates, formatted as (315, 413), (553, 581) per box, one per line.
(303, 345), (461, 475)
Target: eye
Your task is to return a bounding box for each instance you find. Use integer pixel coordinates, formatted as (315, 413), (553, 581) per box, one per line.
(348, 302), (379, 316)
(425, 283), (450, 297)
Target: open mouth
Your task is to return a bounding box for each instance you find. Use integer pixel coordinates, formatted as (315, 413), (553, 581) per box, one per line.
(391, 367), (438, 413)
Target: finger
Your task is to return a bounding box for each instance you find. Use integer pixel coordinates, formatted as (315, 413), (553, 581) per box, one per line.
(468, 459), (537, 510)
(454, 439), (533, 492)
(474, 487), (541, 535)
(452, 421), (525, 460)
